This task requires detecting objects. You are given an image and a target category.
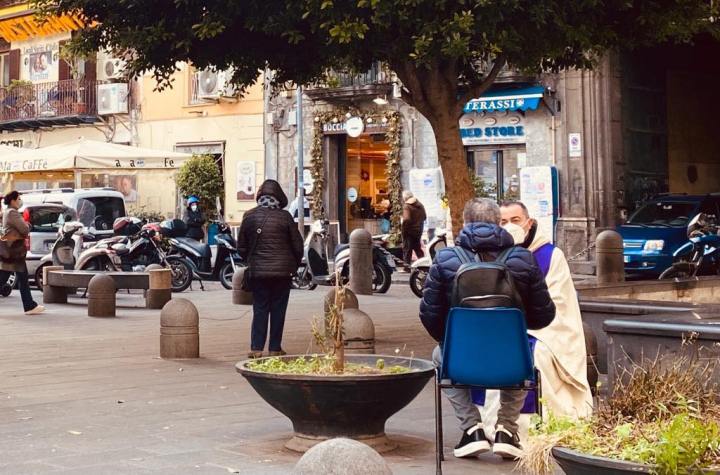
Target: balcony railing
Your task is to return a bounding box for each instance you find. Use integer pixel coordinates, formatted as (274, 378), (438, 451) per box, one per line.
(0, 79), (99, 130)
(306, 62), (393, 100)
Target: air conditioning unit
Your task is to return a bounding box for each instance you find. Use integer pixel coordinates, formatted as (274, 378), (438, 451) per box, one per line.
(97, 51), (126, 81)
(97, 83), (129, 115)
(196, 68), (237, 101)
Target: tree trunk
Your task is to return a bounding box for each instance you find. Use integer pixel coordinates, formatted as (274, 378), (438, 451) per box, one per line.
(427, 113), (473, 237)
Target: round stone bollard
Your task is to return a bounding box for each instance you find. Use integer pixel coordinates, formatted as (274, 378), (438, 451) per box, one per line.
(87, 274), (116, 318)
(160, 298), (199, 359)
(232, 268), (253, 305)
(343, 308), (375, 354)
(596, 230), (625, 284)
(349, 229), (373, 296)
(323, 287), (359, 315)
(293, 438), (392, 475)
(147, 267), (172, 309)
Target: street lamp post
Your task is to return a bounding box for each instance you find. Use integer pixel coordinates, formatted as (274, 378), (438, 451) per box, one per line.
(296, 85), (304, 235)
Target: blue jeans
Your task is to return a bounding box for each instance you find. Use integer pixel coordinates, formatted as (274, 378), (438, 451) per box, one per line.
(0, 270), (37, 312)
(251, 279), (291, 352)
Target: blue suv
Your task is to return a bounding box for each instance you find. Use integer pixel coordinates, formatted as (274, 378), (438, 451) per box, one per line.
(618, 194), (720, 277)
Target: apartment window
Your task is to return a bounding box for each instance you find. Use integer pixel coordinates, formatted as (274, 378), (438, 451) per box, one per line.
(0, 53), (10, 87)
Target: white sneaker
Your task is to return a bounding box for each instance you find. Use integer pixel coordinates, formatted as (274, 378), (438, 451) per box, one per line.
(25, 305), (45, 315)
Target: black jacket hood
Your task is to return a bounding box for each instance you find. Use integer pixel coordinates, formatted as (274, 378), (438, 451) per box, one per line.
(256, 179), (289, 209)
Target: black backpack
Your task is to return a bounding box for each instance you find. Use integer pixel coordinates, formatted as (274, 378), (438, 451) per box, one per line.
(450, 246), (525, 312)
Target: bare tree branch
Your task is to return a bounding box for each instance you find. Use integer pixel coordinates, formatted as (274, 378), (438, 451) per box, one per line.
(458, 54), (507, 112)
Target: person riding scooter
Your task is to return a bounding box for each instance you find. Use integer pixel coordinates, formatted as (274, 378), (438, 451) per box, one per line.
(183, 196), (206, 242)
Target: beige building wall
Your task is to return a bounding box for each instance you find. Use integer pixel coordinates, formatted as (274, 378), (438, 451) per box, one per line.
(138, 67), (264, 225)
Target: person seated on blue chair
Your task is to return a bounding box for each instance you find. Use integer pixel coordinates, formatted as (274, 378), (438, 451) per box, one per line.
(420, 198), (555, 460)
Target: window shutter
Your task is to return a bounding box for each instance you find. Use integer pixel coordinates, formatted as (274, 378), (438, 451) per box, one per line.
(9, 49), (20, 81)
(58, 41), (70, 81)
(84, 55), (96, 82)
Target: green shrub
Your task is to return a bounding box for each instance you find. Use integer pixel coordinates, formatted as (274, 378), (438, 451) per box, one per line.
(176, 154), (224, 218)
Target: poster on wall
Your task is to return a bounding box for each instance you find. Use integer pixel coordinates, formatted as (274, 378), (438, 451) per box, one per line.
(409, 167), (445, 230)
(236, 161), (256, 201)
(113, 175), (138, 203)
(29, 50), (53, 81)
(520, 166), (559, 243)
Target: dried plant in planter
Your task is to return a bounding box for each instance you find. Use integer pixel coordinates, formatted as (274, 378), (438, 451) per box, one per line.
(519, 346), (720, 475)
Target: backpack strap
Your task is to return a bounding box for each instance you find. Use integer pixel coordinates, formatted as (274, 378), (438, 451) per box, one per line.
(451, 246), (480, 265)
(494, 246), (515, 265)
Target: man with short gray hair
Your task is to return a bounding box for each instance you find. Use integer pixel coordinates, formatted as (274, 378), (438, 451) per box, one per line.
(420, 197), (555, 460)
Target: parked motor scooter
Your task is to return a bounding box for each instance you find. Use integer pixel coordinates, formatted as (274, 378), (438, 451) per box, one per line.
(34, 220), (87, 288)
(409, 231), (448, 298)
(162, 216), (242, 290)
(659, 213), (720, 279)
(292, 220), (394, 293)
(0, 272), (15, 297)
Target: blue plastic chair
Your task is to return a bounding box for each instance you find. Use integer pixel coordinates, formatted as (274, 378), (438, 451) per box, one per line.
(435, 307), (541, 474)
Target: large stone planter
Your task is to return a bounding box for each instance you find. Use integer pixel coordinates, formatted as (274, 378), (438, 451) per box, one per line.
(236, 354), (434, 453)
(552, 447), (718, 474)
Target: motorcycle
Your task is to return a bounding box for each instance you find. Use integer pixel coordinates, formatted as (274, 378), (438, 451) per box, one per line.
(162, 217), (242, 290)
(76, 217), (194, 292)
(659, 213), (720, 279)
(409, 231), (448, 298)
(292, 220), (394, 293)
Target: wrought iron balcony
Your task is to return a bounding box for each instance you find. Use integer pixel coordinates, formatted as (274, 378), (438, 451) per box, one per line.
(305, 62), (394, 101)
(0, 79), (100, 131)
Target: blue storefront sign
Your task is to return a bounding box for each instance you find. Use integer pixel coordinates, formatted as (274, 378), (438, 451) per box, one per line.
(463, 85), (544, 114)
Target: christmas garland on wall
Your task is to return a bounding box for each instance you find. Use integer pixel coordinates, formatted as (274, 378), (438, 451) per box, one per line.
(310, 108), (403, 245)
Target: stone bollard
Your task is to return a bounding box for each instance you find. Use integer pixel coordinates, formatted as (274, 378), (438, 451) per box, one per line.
(583, 322), (599, 396)
(596, 230), (625, 284)
(42, 265), (67, 304)
(143, 264), (163, 300)
(87, 274), (116, 317)
(349, 229), (373, 296)
(293, 438), (392, 475)
(323, 287), (359, 314)
(343, 308), (375, 354)
(147, 267), (172, 309)
(160, 298), (199, 359)
(232, 267), (253, 305)
(324, 288), (375, 354)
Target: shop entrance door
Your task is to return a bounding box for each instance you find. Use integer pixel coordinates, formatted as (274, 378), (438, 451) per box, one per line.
(467, 145), (524, 201)
(340, 134), (390, 238)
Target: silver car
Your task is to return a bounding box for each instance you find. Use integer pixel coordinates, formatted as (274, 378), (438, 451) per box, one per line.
(18, 203), (77, 284)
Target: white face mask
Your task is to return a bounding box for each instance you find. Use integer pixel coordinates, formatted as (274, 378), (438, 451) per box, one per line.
(501, 222), (526, 245)
(190, 204), (198, 212)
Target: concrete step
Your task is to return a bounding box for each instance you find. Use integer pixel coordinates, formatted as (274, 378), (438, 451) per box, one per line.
(569, 260), (596, 275)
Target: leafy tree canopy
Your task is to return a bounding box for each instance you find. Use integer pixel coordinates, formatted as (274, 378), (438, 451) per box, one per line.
(36, 0), (719, 230)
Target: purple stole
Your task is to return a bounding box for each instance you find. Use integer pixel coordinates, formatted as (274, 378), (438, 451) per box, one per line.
(472, 243), (555, 413)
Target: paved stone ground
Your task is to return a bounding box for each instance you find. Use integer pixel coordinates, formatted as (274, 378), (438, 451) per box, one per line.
(0, 283), (549, 474)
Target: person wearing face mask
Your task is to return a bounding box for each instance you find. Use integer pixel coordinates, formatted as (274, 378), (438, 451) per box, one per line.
(495, 201), (593, 424)
(0, 191), (45, 315)
(183, 196), (206, 241)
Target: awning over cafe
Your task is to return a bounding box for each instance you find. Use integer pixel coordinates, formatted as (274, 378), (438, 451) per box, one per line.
(463, 85), (545, 114)
(0, 139), (192, 172)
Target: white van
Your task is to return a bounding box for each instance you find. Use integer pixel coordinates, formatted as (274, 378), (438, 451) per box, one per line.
(20, 188), (126, 240)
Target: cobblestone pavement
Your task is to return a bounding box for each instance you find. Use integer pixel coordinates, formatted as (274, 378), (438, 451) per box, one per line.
(0, 283), (550, 474)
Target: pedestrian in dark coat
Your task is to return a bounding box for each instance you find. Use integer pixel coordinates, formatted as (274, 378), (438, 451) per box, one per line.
(237, 179), (303, 358)
(419, 198), (554, 460)
(183, 196), (206, 241)
(402, 190), (426, 269)
(0, 191), (44, 315)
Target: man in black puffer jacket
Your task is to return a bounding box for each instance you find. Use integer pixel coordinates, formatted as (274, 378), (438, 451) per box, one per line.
(238, 179), (303, 358)
(420, 198), (554, 461)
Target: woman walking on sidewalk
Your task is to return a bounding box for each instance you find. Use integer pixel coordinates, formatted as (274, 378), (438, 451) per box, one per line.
(238, 180), (303, 358)
(0, 191), (45, 315)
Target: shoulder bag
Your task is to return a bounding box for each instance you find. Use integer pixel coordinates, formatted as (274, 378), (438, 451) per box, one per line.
(241, 211), (272, 291)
